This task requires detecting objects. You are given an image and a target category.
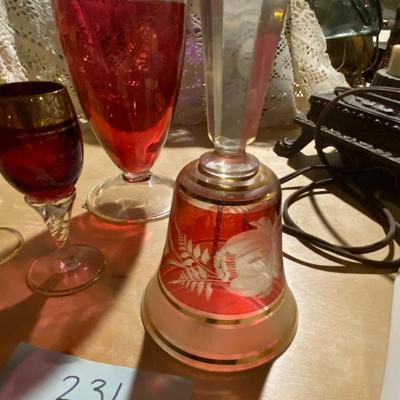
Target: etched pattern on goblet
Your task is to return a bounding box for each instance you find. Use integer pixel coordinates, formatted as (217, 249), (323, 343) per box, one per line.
(52, 0), (187, 224)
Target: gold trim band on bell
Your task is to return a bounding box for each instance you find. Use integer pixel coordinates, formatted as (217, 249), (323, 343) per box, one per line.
(197, 162), (259, 182)
(177, 183), (275, 206)
(193, 178), (254, 192)
(177, 187), (279, 213)
(190, 168), (274, 193)
(143, 301), (297, 366)
(157, 274), (287, 325)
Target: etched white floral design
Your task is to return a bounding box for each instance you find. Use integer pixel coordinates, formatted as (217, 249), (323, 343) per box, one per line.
(168, 231), (215, 301)
(214, 217), (282, 298)
(167, 216), (282, 301)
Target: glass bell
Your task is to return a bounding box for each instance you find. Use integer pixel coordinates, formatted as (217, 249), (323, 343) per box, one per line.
(142, 0), (297, 372)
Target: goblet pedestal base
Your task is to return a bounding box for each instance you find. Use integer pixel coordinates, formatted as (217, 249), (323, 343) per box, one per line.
(86, 173), (174, 224)
(142, 276), (298, 373)
(26, 244), (105, 296)
(0, 227), (23, 265)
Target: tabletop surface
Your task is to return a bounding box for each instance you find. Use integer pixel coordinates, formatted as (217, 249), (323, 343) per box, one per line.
(0, 122), (398, 400)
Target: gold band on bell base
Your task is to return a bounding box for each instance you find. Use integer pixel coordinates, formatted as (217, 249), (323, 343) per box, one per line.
(141, 276), (298, 372)
(141, 298), (298, 372)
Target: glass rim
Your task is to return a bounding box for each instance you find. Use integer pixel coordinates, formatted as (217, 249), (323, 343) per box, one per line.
(0, 81), (76, 129)
(0, 81), (67, 100)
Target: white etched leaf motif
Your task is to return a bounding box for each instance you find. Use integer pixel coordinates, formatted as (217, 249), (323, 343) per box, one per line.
(198, 266), (207, 279)
(201, 248), (210, 264)
(186, 269), (194, 280)
(187, 239), (193, 254)
(184, 259), (194, 266)
(197, 281), (204, 296)
(167, 259), (182, 268)
(191, 267), (200, 280)
(205, 283), (213, 301)
(168, 230), (219, 301)
(193, 244), (201, 259)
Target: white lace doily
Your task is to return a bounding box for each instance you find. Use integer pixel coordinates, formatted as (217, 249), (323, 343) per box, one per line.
(0, 0), (347, 128)
(286, 1), (348, 106)
(0, 0), (26, 82)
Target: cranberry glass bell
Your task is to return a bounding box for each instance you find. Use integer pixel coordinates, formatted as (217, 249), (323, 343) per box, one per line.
(142, 0), (297, 372)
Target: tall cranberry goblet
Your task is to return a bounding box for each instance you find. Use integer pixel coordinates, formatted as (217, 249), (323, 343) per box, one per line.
(53, 0), (187, 223)
(0, 81), (105, 296)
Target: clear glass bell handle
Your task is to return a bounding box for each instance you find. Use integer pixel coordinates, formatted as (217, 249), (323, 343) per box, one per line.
(201, 0), (288, 154)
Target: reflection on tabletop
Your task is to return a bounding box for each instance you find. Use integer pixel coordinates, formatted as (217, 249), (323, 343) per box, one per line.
(0, 212), (145, 366)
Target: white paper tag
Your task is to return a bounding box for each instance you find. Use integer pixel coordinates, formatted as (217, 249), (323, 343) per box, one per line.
(0, 343), (192, 400)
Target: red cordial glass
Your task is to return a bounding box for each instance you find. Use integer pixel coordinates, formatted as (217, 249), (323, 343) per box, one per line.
(0, 121), (82, 201)
(53, 0), (187, 223)
(0, 81), (105, 296)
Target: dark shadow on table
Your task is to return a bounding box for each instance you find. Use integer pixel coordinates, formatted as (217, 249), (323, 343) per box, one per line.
(254, 125), (301, 149)
(0, 212), (145, 396)
(279, 150), (400, 274)
(129, 334), (272, 400)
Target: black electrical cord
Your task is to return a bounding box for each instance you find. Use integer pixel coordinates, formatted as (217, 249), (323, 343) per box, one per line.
(279, 86), (400, 268)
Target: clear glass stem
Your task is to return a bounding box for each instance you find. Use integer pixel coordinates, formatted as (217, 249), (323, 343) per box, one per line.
(49, 246), (80, 272)
(199, 149), (260, 179)
(25, 190), (75, 251)
(24, 193), (105, 296)
(122, 171), (152, 183)
(201, 0), (288, 150)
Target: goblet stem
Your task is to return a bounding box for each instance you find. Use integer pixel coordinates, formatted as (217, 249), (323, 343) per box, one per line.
(25, 190), (75, 250)
(122, 171), (151, 184)
(24, 189), (105, 296)
(25, 191), (85, 273)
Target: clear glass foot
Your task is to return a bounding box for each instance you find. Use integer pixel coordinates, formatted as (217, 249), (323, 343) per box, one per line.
(26, 244), (105, 296)
(86, 173), (174, 224)
(0, 227), (23, 265)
